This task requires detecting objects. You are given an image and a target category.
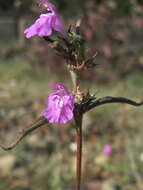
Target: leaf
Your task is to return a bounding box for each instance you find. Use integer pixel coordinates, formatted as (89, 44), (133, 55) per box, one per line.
(0, 116), (48, 151)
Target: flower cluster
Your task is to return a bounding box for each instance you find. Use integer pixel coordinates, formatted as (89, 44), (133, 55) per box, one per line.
(43, 84), (75, 124)
(24, 1), (65, 38)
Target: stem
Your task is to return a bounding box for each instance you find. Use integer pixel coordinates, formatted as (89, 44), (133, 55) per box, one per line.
(75, 115), (83, 190)
(70, 70), (79, 93)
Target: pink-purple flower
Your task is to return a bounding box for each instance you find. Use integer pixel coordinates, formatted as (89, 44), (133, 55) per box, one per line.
(24, 1), (66, 38)
(102, 144), (112, 156)
(43, 83), (75, 124)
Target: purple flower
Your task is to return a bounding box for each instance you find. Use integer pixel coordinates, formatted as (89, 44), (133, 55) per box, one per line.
(43, 83), (75, 124)
(102, 144), (112, 156)
(24, 1), (66, 38)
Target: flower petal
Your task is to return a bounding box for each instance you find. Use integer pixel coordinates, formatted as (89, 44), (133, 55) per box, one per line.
(52, 15), (66, 35)
(43, 83), (75, 124)
(24, 3), (65, 38)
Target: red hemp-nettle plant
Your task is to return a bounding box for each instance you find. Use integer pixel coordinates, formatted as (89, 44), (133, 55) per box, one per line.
(1, 1), (143, 190)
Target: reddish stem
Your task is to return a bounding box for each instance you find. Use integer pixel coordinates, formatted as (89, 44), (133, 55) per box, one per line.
(76, 116), (83, 190)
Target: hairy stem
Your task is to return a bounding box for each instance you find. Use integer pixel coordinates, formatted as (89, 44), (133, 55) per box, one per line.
(70, 70), (79, 93)
(75, 115), (83, 190)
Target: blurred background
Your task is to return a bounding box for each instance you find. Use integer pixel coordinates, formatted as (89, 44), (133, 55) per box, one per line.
(0, 0), (143, 190)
